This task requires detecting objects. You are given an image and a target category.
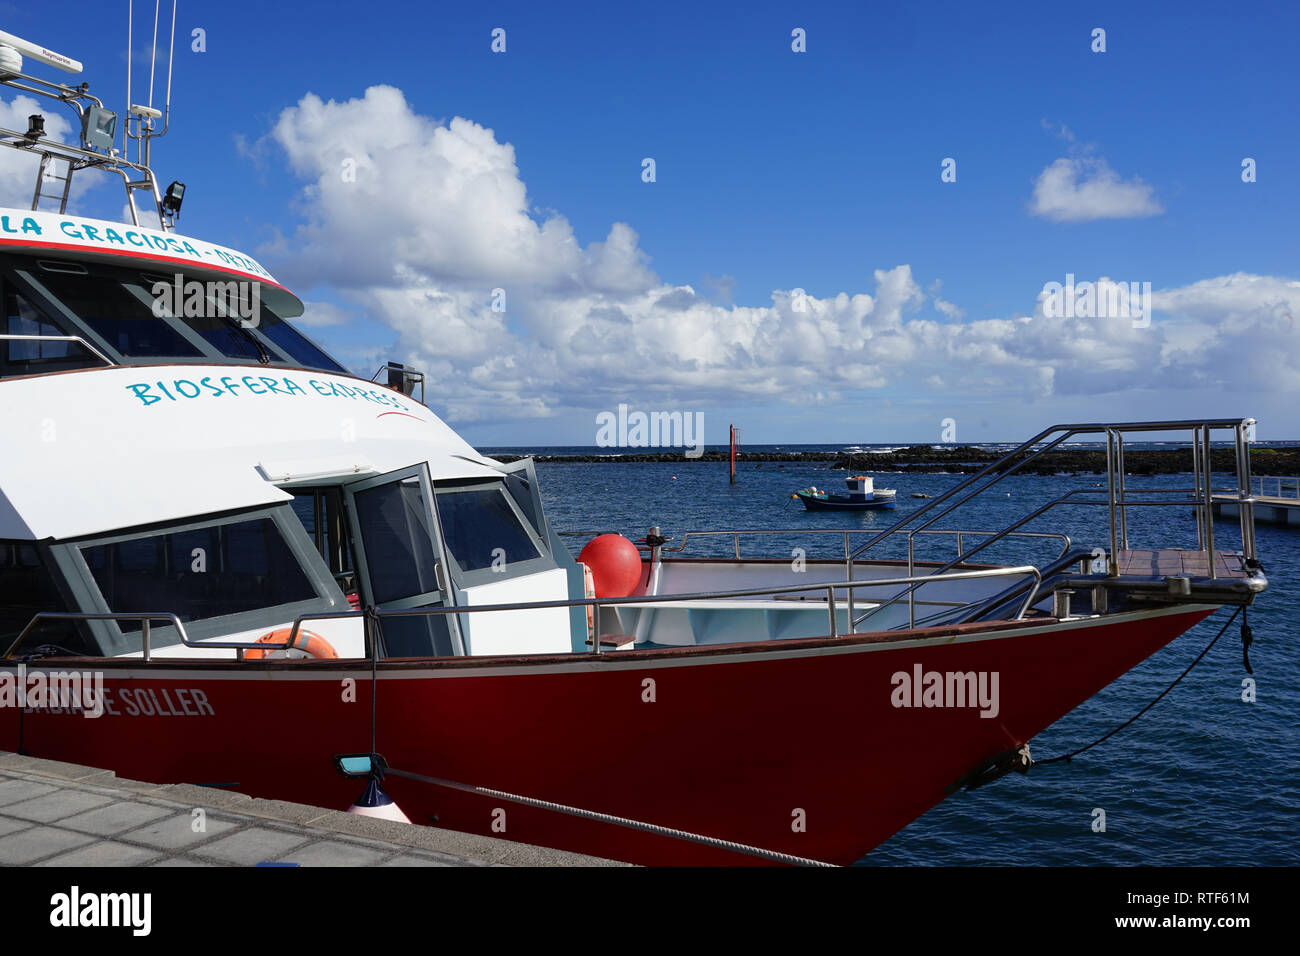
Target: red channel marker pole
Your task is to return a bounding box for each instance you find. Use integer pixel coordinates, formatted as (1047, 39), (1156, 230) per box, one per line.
(729, 424), (737, 484)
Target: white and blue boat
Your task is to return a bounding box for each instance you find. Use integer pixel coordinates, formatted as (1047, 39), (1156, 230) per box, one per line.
(793, 475), (898, 511)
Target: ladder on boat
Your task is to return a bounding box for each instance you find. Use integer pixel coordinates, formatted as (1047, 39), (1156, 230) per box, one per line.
(32, 152), (75, 214)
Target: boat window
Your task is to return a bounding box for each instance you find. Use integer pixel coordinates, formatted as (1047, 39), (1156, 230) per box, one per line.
(4, 255), (352, 374)
(0, 541), (94, 656)
(1, 284), (105, 377)
(434, 484), (543, 574)
(352, 479), (441, 603)
(502, 469), (544, 539)
(291, 488), (355, 590)
(68, 509), (342, 648)
(254, 305), (349, 374)
(151, 281), (267, 362)
(31, 268), (204, 359)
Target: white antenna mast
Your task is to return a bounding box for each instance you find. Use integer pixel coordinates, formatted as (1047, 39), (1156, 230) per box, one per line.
(121, 0), (182, 230)
(162, 0), (176, 134)
(147, 0), (158, 114)
(125, 0), (132, 156)
(125, 0), (177, 167)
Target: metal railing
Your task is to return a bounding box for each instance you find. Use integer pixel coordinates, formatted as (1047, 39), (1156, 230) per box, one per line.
(5, 565), (1043, 663)
(2, 611), (313, 662)
(369, 362), (426, 404)
(846, 418), (1258, 581)
(661, 527), (1071, 564)
(1250, 475), (1300, 501)
(0, 333), (115, 367)
(2, 49), (172, 229)
(657, 526), (1068, 631)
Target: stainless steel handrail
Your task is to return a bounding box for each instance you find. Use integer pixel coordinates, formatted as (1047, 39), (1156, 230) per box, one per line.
(855, 563), (1045, 631)
(1, 62), (171, 228)
(0, 333), (115, 366)
(7, 565), (1045, 664)
(660, 526), (1066, 633)
(1251, 475), (1300, 501)
(2, 611), (298, 662)
(859, 485), (1254, 631)
(318, 563), (1043, 657)
(843, 418), (1257, 578)
(662, 527), (1070, 562)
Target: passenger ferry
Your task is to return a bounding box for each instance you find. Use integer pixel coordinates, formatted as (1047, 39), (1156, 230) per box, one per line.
(0, 26), (1268, 865)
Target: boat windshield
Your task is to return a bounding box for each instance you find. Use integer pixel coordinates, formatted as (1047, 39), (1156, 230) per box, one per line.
(0, 254), (348, 377)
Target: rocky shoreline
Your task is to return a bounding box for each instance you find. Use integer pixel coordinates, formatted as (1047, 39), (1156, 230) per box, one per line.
(488, 446), (1300, 476)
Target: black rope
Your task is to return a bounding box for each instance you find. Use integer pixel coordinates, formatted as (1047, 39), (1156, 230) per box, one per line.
(365, 605), (382, 756)
(1240, 606), (1254, 675)
(1033, 606), (1243, 767)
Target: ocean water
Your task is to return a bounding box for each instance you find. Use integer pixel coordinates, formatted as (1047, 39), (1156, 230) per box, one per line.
(504, 447), (1300, 866)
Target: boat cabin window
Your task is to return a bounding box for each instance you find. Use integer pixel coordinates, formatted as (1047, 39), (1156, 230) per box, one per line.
(1, 282), (106, 377)
(291, 488), (356, 593)
(136, 272), (268, 363)
(0, 254), (351, 377)
(502, 468), (546, 541)
(54, 506), (347, 653)
(28, 266), (204, 359)
(435, 484), (542, 573)
(254, 308), (349, 374)
(0, 541), (93, 657)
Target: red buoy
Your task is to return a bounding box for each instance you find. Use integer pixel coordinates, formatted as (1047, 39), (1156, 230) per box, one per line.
(578, 534), (643, 597)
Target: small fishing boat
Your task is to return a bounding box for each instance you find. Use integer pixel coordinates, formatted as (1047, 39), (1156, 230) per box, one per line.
(793, 476), (898, 511)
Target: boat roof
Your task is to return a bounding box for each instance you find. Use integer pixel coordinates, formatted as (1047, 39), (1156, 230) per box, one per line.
(0, 363), (504, 540)
(0, 208), (303, 317)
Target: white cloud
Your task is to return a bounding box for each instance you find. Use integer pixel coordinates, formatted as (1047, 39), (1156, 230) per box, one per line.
(934, 298), (965, 320)
(1029, 156), (1163, 222)
(0, 95), (111, 215)
(258, 86), (1298, 429)
(0, 95), (77, 207)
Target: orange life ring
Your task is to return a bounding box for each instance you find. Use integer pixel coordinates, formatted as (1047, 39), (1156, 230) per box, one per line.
(244, 628), (338, 660)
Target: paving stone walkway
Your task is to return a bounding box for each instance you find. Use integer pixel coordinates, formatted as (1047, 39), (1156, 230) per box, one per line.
(0, 751), (622, 867)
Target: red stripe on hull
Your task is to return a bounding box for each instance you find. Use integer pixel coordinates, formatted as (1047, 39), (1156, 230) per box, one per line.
(0, 607), (1213, 865)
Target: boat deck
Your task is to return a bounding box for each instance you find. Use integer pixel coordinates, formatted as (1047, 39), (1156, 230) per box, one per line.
(1116, 549), (1248, 579)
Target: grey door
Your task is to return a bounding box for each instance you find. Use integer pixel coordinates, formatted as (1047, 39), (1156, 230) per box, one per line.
(344, 464), (463, 657)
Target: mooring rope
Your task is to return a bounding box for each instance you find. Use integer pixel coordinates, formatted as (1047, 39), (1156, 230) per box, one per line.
(1032, 606), (1244, 767)
(382, 765), (836, 868)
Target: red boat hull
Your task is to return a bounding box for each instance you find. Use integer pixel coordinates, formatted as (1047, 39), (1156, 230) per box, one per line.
(0, 605), (1213, 865)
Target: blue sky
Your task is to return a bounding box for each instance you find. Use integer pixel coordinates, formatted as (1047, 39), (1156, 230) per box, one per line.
(3, 0), (1298, 444)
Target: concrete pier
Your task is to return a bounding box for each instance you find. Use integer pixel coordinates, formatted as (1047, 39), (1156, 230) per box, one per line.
(0, 751), (624, 867)
(1213, 496), (1300, 527)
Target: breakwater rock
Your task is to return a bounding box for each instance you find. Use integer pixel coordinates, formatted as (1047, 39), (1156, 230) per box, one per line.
(488, 446), (1300, 476)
